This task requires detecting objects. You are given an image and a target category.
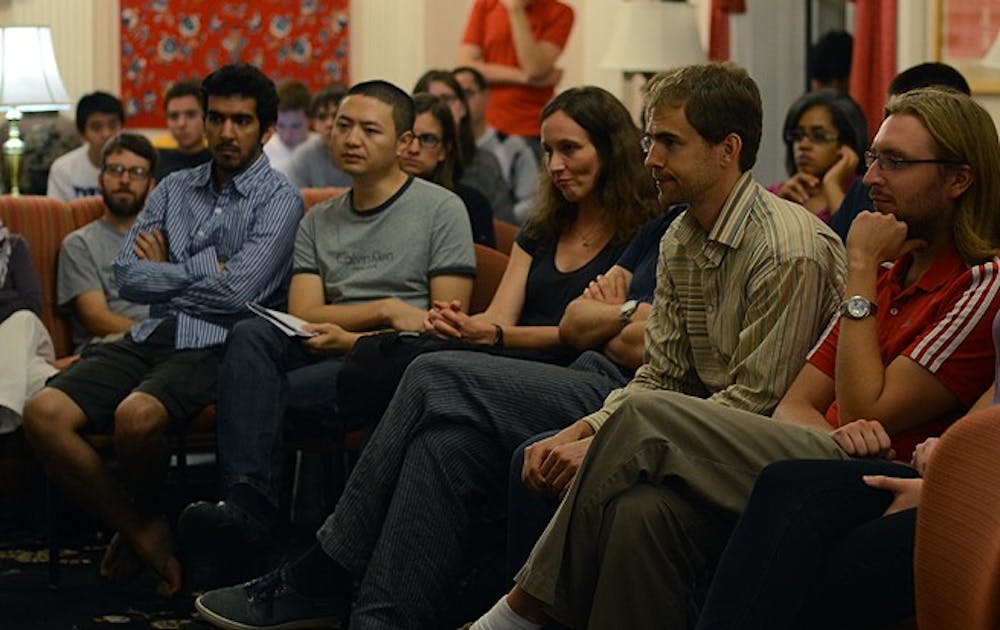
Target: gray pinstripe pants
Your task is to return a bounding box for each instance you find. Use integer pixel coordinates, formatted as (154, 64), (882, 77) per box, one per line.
(315, 349), (630, 629)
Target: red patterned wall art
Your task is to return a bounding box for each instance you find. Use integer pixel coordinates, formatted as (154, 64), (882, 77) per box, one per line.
(120, 0), (350, 127)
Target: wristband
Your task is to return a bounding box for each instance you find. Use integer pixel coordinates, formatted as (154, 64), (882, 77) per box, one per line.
(493, 324), (505, 349)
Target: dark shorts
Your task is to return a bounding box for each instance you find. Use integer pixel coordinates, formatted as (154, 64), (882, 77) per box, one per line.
(47, 319), (222, 432)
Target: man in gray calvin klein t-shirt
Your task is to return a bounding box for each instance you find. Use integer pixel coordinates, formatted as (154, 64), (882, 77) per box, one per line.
(180, 80), (476, 551)
(58, 133), (154, 351)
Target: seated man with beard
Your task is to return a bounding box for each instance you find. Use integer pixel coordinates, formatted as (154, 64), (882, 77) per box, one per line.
(58, 132), (154, 352)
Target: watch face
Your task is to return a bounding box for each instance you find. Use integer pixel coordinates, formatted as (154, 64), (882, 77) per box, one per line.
(846, 296), (871, 319)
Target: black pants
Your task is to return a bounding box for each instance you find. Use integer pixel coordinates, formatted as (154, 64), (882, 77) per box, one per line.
(696, 459), (920, 630)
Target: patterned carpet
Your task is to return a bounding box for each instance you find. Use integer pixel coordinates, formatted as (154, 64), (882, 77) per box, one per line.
(0, 535), (212, 629)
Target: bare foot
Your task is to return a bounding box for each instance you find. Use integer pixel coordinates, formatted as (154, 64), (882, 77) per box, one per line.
(128, 517), (183, 598)
(99, 531), (143, 584)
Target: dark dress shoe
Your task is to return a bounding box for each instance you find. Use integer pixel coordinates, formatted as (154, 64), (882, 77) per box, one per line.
(178, 500), (270, 547)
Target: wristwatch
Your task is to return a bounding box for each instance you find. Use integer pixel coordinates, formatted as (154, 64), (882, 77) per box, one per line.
(839, 295), (878, 320)
(619, 299), (639, 325)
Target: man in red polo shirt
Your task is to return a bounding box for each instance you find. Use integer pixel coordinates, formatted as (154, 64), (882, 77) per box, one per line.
(457, 0), (573, 156)
(473, 86), (1000, 629)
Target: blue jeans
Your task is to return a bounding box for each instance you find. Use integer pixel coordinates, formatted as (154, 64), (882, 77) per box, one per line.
(216, 318), (346, 510)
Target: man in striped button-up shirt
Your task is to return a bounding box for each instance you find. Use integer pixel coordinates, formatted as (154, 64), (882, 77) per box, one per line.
(23, 63), (304, 598)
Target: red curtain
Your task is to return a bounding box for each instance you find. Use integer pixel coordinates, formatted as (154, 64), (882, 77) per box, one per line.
(709, 0), (747, 61)
(849, 0), (897, 140)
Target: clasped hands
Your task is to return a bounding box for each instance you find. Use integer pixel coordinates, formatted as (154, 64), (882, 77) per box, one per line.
(423, 300), (498, 345)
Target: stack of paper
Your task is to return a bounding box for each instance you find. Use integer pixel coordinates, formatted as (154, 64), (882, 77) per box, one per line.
(247, 303), (317, 337)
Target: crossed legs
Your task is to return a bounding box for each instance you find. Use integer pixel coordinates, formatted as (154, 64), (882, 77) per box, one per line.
(24, 387), (182, 596)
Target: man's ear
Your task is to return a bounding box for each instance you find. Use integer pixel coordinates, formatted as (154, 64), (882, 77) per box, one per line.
(945, 164), (973, 200)
(396, 130), (414, 156)
(260, 124), (275, 147)
(718, 132), (743, 169)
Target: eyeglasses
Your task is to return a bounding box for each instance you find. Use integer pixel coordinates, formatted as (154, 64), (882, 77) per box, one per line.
(863, 150), (966, 172)
(102, 164), (151, 180)
(783, 128), (840, 144)
(413, 133), (442, 149)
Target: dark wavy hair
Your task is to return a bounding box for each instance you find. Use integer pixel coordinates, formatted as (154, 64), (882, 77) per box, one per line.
(781, 90), (868, 176)
(412, 93), (462, 191)
(201, 63), (279, 130)
(523, 86), (659, 245)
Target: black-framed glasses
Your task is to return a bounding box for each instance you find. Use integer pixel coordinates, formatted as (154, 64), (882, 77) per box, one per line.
(102, 164), (151, 180)
(414, 133), (442, 149)
(783, 128), (839, 144)
(863, 150), (966, 172)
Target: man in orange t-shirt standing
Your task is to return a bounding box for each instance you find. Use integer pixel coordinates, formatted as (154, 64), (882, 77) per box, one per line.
(458, 0), (574, 157)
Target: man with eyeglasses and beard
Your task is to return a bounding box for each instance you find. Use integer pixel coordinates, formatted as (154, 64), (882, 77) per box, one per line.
(23, 63), (303, 598)
(58, 133), (155, 352)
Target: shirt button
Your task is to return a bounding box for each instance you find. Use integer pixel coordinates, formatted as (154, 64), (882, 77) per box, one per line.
(197, 230), (205, 236)
(889, 307), (899, 316)
(214, 207), (222, 215)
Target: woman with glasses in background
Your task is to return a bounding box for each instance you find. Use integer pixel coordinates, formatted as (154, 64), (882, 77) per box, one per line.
(769, 90), (867, 223)
(414, 69), (515, 223)
(402, 93), (496, 247)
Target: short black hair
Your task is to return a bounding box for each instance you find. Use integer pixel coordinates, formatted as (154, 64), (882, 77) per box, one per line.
(101, 132), (157, 172)
(345, 80), (414, 138)
(454, 65), (487, 91)
(76, 91), (124, 133)
(888, 62), (971, 96)
(809, 30), (853, 85)
(309, 84), (348, 118)
(201, 63), (279, 130)
(164, 79), (203, 110)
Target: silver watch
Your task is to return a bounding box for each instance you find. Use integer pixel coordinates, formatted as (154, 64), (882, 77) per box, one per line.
(619, 299), (639, 325)
(839, 295), (877, 320)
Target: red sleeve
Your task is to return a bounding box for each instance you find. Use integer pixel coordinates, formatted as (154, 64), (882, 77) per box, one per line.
(806, 314), (839, 380)
(461, 0), (488, 46)
(538, 2), (574, 48)
(904, 262), (1000, 408)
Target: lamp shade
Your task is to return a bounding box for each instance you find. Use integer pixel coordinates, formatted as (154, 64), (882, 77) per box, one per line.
(601, 1), (706, 73)
(0, 26), (72, 112)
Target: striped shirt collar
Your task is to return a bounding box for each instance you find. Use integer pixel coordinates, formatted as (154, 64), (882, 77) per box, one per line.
(189, 152), (272, 197)
(706, 170), (755, 248)
(673, 171), (757, 266)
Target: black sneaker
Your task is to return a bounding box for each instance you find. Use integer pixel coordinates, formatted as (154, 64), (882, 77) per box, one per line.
(195, 565), (345, 629)
(179, 500), (270, 547)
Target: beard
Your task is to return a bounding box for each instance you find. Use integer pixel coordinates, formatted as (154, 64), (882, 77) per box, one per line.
(101, 188), (146, 218)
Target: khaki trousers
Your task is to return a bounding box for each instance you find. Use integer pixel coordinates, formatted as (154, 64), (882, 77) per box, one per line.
(515, 390), (849, 629)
